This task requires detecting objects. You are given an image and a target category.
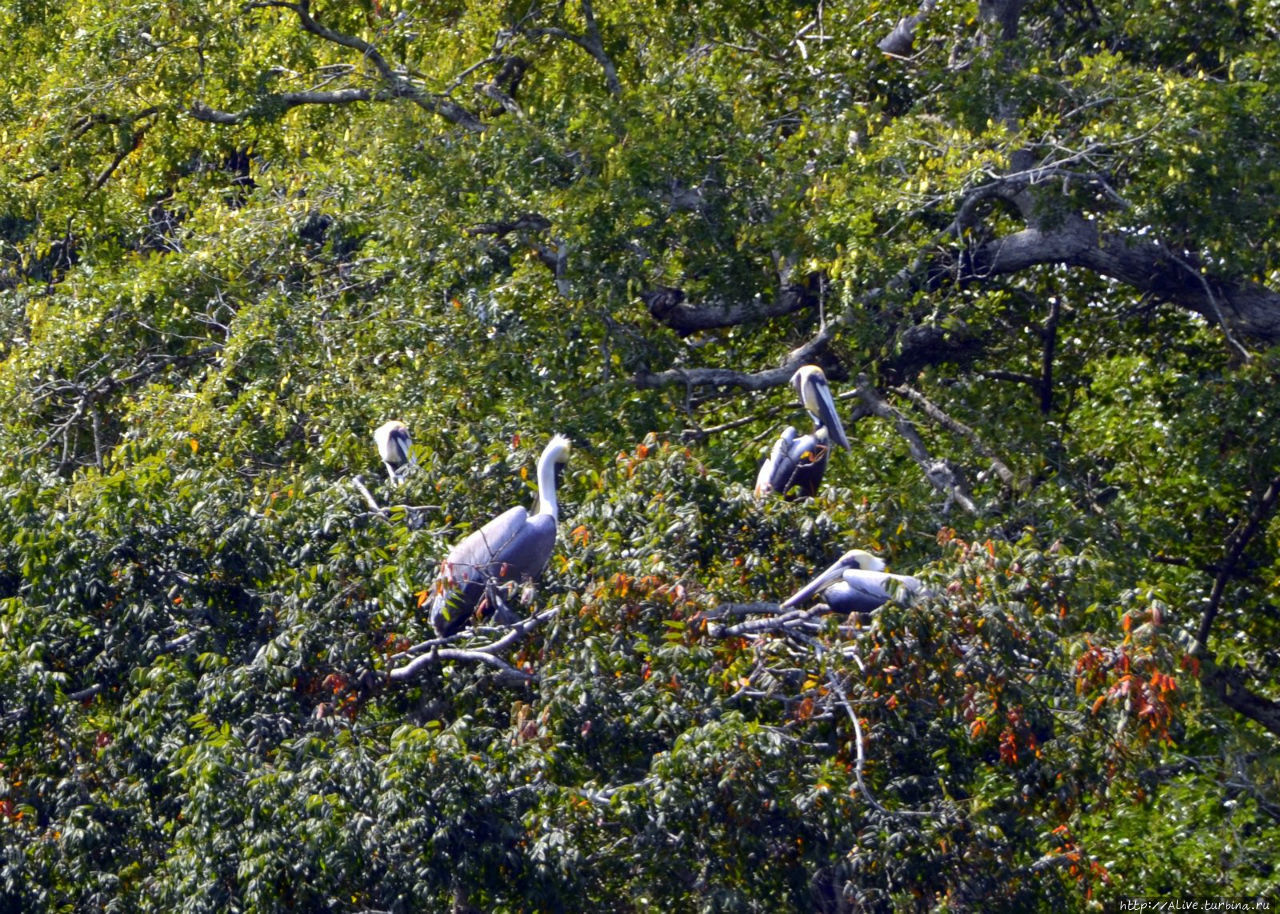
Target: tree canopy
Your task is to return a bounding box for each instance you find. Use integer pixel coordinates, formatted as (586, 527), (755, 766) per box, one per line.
(2, 0), (1279, 910)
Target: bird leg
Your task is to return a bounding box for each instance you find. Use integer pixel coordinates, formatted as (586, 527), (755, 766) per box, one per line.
(479, 579), (522, 626)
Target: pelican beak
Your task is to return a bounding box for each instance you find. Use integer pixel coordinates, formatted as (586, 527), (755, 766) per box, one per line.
(808, 374), (850, 451)
(781, 556), (851, 608)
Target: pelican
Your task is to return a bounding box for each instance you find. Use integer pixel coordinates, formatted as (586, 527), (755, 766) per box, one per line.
(755, 365), (850, 499)
(374, 420), (415, 484)
(429, 434), (571, 637)
(781, 548), (923, 614)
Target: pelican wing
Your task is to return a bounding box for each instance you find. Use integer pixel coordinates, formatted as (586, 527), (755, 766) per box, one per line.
(429, 506), (558, 636)
(824, 570), (923, 614)
(755, 427), (793, 496)
(430, 505), (526, 635)
(387, 428), (411, 466)
(756, 427), (830, 498)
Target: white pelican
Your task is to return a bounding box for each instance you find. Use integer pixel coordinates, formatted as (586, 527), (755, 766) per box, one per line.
(781, 548), (923, 613)
(755, 365), (850, 499)
(429, 434), (571, 636)
(374, 420), (415, 485)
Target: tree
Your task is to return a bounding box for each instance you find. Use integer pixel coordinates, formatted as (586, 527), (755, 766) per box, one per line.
(2, 0), (1278, 910)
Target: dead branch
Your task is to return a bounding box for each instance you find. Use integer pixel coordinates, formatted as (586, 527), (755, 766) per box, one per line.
(384, 608), (560, 686)
(388, 647), (533, 686)
(856, 377), (979, 514)
(643, 279), (821, 335)
(190, 90), (382, 125)
(892, 384), (1018, 491)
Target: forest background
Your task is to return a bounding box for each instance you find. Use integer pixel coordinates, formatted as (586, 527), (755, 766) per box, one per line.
(2, 0), (1279, 910)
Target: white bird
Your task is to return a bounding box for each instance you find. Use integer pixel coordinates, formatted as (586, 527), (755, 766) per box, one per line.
(429, 435), (571, 637)
(374, 420), (415, 485)
(781, 548), (923, 614)
(755, 365), (850, 499)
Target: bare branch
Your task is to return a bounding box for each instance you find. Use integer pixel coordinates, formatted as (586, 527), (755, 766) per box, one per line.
(190, 90), (379, 125)
(633, 320), (841, 393)
(856, 378), (979, 514)
(823, 657), (888, 814)
(388, 647), (534, 686)
(957, 212), (1280, 343)
(1195, 472), (1280, 653)
(892, 384), (1018, 491)
(465, 213), (552, 237)
(384, 608), (560, 686)
(643, 280), (821, 335)
(350, 475), (389, 522)
(1039, 296), (1061, 415)
(1200, 662), (1280, 738)
(707, 603), (831, 638)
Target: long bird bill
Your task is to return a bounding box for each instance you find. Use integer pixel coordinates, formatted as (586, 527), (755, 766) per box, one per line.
(780, 548), (887, 608)
(792, 366), (850, 452)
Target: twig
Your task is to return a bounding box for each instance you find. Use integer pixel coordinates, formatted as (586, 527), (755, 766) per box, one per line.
(1168, 250), (1252, 362)
(384, 608), (560, 685)
(1040, 296), (1061, 414)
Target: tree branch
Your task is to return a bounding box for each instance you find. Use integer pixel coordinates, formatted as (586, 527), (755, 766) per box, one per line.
(958, 212), (1280, 344)
(384, 608), (559, 685)
(1039, 296), (1061, 415)
(893, 384), (1018, 491)
(1195, 472), (1280, 652)
(523, 0), (622, 96)
(240, 0), (485, 131)
(642, 279), (821, 335)
(388, 647), (533, 686)
(856, 377), (979, 514)
(633, 319), (840, 393)
(1200, 662), (1280, 738)
(190, 90), (380, 125)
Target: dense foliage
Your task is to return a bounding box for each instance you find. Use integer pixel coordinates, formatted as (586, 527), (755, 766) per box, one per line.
(2, 0), (1278, 910)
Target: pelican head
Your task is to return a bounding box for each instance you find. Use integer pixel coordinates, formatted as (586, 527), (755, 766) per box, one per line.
(790, 365), (850, 451)
(833, 548), (886, 573)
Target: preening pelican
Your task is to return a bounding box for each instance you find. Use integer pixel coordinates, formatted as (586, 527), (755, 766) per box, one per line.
(781, 548), (923, 614)
(755, 365), (850, 499)
(374, 420), (415, 484)
(429, 435), (571, 637)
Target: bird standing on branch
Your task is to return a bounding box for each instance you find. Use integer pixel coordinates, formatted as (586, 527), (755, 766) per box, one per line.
(429, 434), (571, 637)
(374, 420), (416, 485)
(756, 365), (850, 499)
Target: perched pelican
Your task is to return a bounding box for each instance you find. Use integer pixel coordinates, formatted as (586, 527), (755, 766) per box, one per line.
(781, 548), (923, 614)
(429, 434), (571, 637)
(755, 365), (850, 499)
(374, 420), (415, 484)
